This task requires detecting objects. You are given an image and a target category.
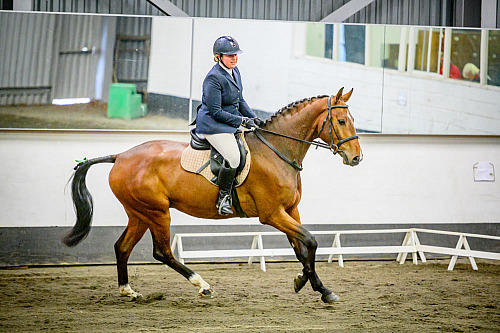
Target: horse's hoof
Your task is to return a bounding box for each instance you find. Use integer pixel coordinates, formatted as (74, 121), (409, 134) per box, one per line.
(294, 273), (308, 293)
(119, 284), (142, 300)
(199, 287), (215, 298)
(321, 291), (340, 303)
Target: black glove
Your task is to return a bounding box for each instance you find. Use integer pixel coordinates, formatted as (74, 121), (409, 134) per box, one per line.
(253, 117), (265, 127)
(241, 117), (258, 129)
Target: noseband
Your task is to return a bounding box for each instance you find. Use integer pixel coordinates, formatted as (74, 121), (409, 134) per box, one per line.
(254, 95), (359, 171)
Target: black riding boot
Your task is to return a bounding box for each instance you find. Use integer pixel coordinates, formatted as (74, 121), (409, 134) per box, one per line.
(216, 160), (237, 215)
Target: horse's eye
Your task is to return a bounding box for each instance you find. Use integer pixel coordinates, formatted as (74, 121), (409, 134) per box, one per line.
(338, 119), (346, 125)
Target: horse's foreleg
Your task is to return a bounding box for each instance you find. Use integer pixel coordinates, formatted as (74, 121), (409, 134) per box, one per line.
(286, 235), (309, 292)
(114, 219), (148, 299)
(149, 215), (214, 298)
(271, 207), (338, 303)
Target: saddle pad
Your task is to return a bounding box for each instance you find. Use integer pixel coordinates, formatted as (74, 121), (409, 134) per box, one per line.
(180, 134), (251, 187)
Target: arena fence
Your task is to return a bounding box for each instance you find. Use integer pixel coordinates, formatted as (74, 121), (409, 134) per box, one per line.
(171, 228), (500, 272)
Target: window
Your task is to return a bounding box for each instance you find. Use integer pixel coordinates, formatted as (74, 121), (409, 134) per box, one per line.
(341, 25), (365, 65)
(414, 27), (442, 75)
(451, 29), (481, 81)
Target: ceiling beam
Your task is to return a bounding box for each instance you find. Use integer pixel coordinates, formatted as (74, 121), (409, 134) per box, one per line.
(320, 0), (376, 23)
(146, 0), (189, 17)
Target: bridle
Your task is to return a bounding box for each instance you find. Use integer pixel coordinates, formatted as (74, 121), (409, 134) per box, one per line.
(254, 95), (359, 171)
(318, 95), (359, 154)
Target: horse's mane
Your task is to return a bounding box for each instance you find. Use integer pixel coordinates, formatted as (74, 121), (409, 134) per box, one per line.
(262, 95), (329, 127)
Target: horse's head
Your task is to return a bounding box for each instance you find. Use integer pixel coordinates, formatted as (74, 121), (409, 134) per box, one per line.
(318, 88), (363, 166)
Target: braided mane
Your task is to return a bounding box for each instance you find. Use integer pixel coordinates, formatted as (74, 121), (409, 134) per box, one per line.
(262, 95), (329, 127)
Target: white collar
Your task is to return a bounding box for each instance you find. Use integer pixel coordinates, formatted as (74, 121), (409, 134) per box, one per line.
(218, 62), (233, 76)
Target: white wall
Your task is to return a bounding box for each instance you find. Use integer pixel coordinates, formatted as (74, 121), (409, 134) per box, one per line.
(148, 17), (193, 98)
(1, 131), (499, 228)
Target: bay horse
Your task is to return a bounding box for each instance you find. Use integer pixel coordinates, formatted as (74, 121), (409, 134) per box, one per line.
(63, 87), (362, 303)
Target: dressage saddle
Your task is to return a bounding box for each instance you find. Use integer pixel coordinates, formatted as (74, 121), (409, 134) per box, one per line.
(189, 128), (248, 185)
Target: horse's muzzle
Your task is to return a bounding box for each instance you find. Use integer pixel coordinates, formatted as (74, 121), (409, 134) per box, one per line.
(351, 155), (361, 166)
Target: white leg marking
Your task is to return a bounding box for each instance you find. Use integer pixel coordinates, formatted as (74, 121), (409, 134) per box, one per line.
(188, 273), (212, 296)
(119, 284), (142, 299)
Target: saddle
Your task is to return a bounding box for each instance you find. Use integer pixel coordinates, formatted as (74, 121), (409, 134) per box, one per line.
(181, 129), (251, 187)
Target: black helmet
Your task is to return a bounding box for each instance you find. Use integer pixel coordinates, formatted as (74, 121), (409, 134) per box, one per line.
(213, 36), (242, 55)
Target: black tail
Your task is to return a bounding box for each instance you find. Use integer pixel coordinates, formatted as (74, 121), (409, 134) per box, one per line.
(63, 155), (116, 247)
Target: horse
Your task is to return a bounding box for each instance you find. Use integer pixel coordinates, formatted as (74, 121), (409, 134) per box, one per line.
(63, 87), (363, 304)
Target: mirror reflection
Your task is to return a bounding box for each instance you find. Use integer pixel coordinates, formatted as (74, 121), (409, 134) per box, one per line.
(0, 12), (498, 135)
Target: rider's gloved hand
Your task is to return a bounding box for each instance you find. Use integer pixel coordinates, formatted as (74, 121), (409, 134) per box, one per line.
(253, 117), (265, 127)
(240, 117), (258, 129)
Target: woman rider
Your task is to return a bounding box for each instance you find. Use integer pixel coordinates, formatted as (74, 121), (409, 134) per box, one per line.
(195, 36), (263, 215)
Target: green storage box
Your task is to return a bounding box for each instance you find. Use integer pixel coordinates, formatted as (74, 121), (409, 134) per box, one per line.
(107, 83), (146, 119)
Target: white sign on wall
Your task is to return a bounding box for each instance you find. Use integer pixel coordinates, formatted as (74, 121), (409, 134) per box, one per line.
(473, 162), (495, 182)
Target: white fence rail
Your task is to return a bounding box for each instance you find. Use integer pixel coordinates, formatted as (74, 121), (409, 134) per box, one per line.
(171, 228), (500, 272)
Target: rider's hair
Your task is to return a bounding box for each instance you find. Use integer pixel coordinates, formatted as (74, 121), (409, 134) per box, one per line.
(214, 54), (220, 62)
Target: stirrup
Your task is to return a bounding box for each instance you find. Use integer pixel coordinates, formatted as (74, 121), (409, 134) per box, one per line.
(217, 194), (233, 215)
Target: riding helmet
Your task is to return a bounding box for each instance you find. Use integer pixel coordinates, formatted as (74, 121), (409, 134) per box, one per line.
(213, 36), (242, 55)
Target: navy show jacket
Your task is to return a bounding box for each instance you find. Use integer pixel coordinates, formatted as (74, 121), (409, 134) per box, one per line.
(195, 63), (257, 134)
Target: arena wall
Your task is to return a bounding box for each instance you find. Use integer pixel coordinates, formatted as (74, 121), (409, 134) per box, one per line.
(0, 131), (499, 265)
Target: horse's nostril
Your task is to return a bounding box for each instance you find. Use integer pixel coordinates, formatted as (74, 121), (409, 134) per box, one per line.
(352, 156), (360, 165)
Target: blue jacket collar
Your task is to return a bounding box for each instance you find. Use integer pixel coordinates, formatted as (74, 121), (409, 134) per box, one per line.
(216, 63), (241, 89)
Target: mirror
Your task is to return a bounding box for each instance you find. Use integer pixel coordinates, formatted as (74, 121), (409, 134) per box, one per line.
(1, 12), (498, 135)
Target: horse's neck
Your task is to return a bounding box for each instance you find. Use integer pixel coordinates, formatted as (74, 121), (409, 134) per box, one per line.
(265, 101), (324, 165)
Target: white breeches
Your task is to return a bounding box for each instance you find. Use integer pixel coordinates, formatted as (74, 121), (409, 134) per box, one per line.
(203, 133), (240, 168)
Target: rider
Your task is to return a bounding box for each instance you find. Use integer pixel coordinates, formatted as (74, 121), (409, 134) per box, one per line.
(195, 36), (263, 215)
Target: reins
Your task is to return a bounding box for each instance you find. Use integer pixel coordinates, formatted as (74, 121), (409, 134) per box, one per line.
(253, 95), (359, 171)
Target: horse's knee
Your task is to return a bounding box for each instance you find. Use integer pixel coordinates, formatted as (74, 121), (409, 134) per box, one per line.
(114, 240), (128, 259)
(303, 233), (318, 251)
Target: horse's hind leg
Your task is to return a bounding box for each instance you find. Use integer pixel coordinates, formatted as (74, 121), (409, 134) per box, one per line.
(114, 217), (148, 299)
(149, 211), (214, 297)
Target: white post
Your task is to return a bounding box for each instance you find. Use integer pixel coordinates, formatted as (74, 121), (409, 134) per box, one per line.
(171, 234), (178, 257)
(331, 233), (343, 267)
(462, 236), (479, 270)
(448, 235), (465, 271)
(177, 235), (185, 265)
(411, 231), (418, 265)
(248, 235), (259, 265)
(412, 231), (427, 263)
(397, 231), (411, 264)
(257, 234), (266, 272)
(480, 30), (489, 85)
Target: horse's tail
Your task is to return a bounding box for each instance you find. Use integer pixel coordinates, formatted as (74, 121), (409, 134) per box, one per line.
(63, 155), (117, 247)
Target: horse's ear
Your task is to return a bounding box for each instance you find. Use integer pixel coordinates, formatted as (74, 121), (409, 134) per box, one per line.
(334, 87), (344, 103)
(342, 88), (353, 102)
